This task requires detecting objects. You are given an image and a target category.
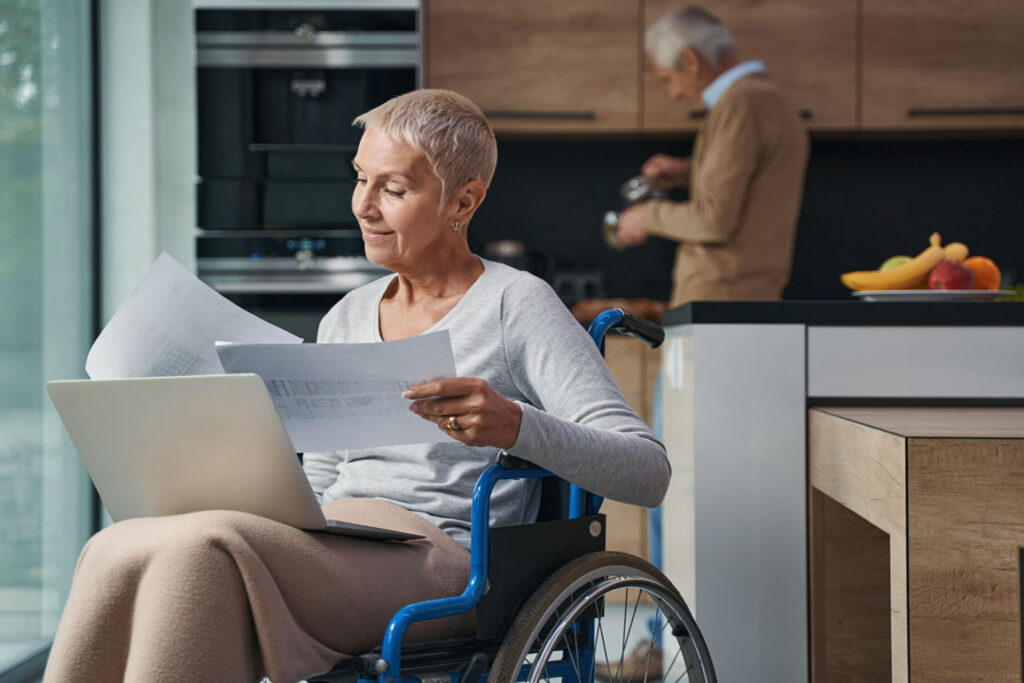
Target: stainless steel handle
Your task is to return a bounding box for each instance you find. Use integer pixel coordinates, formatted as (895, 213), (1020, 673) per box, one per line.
(197, 47), (419, 69)
(907, 107), (1024, 117)
(483, 110), (596, 120)
(197, 31), (419, 69)
(197, 31), (419, 49)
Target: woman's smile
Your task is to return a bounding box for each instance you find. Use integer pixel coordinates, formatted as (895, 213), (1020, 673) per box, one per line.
(361, 226), (395, 242)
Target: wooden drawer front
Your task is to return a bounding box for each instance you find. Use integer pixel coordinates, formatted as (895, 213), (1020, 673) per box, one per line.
(807, 327), (1024, 398)
(862, 0), (1024, 130)
(425, 0), (640, 133)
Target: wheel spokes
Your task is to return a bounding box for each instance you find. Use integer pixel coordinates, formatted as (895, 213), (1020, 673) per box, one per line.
(559, 628), (583, 683)
(596, 610), (614, 682)
(662, 644), (683, 682)
(615, 588), (645, 682)
(523, 576), (708, 683)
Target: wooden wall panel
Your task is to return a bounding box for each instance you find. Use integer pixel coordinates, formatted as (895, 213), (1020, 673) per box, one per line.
(862, 0), (1024, 130)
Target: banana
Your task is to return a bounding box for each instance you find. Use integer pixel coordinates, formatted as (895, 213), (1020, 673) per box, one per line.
(944, 242), (969, 261)
(841, 233), (946, 291)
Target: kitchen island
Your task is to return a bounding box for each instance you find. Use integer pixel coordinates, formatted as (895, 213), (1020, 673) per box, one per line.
(809, 406), (1024, 682)
(657, 300), (1024, 683)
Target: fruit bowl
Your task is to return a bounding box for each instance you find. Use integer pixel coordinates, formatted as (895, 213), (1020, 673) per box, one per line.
(852, 290), (1013, 302)
(842, 233), (1007, 297)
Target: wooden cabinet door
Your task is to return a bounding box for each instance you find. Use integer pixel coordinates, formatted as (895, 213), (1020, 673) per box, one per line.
(424, 0), (641, 133)
(602, 336), (660, 561)
(642, 0), (857, 132)
(861, 0), (1024, 130)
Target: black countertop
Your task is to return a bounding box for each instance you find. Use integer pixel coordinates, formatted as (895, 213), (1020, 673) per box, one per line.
(661, 300), (1024, 327)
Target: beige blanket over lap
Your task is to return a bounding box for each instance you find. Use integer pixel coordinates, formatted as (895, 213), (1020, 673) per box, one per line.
(43, 499), (474, 683)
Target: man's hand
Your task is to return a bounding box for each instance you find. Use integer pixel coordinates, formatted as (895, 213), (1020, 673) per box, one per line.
(641, 154), (692, 190)
(617, 204), (649, 247)
(405, 377), (522, 449)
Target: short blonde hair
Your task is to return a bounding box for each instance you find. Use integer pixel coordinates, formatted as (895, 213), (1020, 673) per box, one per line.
(353, 89), (498, 203)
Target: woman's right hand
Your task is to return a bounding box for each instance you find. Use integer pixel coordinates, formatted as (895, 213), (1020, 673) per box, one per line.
(405, 377), (523, 450)
(641, 154), (692, 190)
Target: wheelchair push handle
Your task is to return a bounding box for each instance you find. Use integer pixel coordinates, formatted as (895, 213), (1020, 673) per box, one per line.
(588, 308), (665, 349)
(616, 310), (665, 348)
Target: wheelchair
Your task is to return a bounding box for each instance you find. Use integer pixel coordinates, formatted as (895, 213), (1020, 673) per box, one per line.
(309, 309), (716, 683)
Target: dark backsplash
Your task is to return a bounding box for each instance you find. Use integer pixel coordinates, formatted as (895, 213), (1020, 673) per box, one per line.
(470, 136), (1024, 302)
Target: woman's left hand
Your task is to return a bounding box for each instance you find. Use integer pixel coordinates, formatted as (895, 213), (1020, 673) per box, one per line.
(405, 377), (522, 449)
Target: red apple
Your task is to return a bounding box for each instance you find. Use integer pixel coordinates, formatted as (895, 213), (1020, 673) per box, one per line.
(928, 259), (975, 290)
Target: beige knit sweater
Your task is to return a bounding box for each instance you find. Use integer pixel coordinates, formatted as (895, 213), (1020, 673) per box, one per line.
(644, 73), (809, 306)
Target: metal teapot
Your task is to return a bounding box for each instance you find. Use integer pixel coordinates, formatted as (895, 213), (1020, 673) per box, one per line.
(603, 176), (667, 249)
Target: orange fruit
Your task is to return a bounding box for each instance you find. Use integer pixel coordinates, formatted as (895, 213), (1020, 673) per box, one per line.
(963, 256), (1001, 290)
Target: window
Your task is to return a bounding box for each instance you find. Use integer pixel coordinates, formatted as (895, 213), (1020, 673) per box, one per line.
(0, 0), (94, 673)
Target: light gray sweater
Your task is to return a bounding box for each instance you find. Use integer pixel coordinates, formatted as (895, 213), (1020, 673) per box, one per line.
(303, 258), (670, 549)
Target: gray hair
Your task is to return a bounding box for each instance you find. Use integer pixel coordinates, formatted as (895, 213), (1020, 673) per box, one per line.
(353, 89), (497, 204)
(645, 6), (735, 69)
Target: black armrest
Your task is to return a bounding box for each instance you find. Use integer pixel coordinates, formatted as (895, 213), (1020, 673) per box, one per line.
(496, 451), (539, 470)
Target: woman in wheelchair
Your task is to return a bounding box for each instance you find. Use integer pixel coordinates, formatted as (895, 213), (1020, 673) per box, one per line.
(44, 90), (705, 683)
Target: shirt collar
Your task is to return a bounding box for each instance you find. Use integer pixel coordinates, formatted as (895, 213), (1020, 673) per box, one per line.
(701, 60), (766, 110)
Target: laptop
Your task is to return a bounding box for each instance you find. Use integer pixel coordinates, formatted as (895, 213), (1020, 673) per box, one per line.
(45, 374), (423, 542)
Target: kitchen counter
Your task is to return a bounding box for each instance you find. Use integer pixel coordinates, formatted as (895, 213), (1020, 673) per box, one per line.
(662, 299), (1024, 326)
(656, 301), (1024, 683)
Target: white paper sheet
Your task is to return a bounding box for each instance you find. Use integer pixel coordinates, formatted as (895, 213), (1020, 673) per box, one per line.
(216, 332), (458, 451)
(85, 252), (302, 379)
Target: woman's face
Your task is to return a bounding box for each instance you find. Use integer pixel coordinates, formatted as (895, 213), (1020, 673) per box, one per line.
(351, 127), (453, 273)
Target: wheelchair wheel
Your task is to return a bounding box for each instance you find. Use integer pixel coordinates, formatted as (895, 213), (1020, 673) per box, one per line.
(489, 551), (715, 683)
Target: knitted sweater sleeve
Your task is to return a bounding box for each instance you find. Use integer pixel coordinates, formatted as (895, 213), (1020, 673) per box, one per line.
(502, 277), (670, 507)
(643, 93), (760, 245)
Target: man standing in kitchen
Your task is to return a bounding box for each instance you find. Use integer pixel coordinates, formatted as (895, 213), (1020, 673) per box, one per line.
(616, 5), (810, 306)
(605, 11), (810, 678)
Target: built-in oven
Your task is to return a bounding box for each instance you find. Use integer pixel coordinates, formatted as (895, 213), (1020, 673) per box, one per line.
(194, 2), (419, 339)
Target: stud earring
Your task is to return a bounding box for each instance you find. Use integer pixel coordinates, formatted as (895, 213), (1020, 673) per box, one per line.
(452, 220), (460, 232)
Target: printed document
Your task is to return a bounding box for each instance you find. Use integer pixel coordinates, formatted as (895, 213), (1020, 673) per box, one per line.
(217, 333), (457, 452)
(84, 252), (460, 450)
(86, 252), (301, 379)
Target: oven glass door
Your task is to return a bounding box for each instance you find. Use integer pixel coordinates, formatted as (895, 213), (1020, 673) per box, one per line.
(194, 6), (416, 297)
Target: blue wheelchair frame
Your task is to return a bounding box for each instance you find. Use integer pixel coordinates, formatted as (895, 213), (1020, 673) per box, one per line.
(368, 308), (653, 683)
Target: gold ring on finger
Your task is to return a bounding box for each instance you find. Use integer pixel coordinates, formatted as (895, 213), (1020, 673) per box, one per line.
(446, 416), (461, 431)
